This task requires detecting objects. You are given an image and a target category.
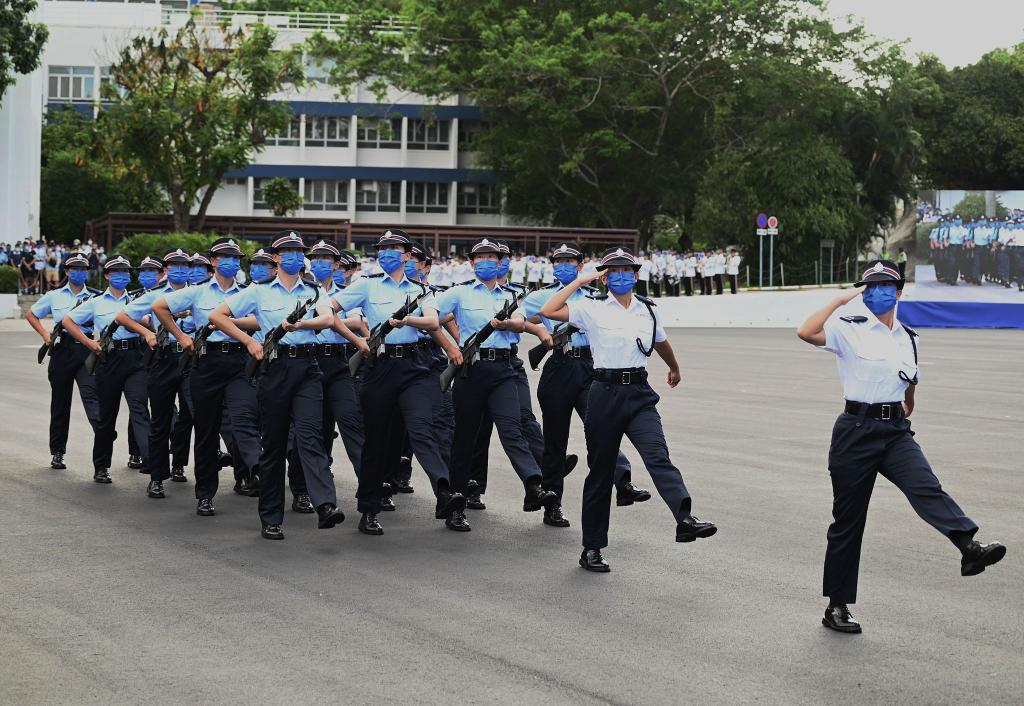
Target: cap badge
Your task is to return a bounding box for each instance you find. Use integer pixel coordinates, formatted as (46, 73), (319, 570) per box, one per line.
(873, 262), (883, 273)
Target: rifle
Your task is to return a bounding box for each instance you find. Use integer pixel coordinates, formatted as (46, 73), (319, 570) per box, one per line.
(527, 322), (579, 370)
(178, 323), (214, 375)
(84, 320), (120, 376)
(439, 290), (521, 392)
(142, 327), (169, 368)
(245, 289), (321, 382)
(37, 296), (91, 364)
(348, 290), (432, 377)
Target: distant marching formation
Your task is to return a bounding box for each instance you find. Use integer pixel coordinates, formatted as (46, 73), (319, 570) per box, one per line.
(26, 232), (1005, 634)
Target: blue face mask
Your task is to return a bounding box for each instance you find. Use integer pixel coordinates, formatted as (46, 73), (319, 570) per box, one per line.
(108, 271), (131, 290)
(167, 266), (190, 286)
(607, 271), (636, 295)
(138, 270), (160, 289)
(497, 257), (510, 278)
(67, 269), (89, 286)
(249, 264), (269, 282)
(403, 259), (421, 281)
(310, 259), (335, 282)
(189, 267), (209, 284)
(377, 249), (404, 274)
(216, 256), (240, 279)
(863, 285), (898, 315)
(332, 269), (348, 286)
(474, 260), (499, 281)
(554, 262), (578, 285)
(279, 251), (304, 275)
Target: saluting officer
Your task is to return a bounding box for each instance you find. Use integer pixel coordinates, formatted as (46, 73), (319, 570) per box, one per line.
(25, 253), (101, 470)
(540, 246), (717, 573)
(211, 231), (359, 540)
(334, 230), (467, 535)
(797, 260), (1006, 634)
(61, 255), (152, 484)
(436, 238), (559, 526)
(523, 242), (650, 529)
(116, 249), (192, 498)
(153, 238), (261, 516)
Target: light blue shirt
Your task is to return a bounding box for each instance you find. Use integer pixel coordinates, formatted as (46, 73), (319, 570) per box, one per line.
(66, 288), (137, 340)
(163, 278), (243, 343)
(523, 284), (590, 348)
(123, 283), (189, 345)
(32, 283), (96, 335)
(436, 279), (520, 350)
(334, 273), (436, 345)
(316, 282), (349, 345)
(224, 276), (323, 346)
(948, 225), (965, 245)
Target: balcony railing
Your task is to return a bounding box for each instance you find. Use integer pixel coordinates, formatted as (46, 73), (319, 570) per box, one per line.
(160, 6), (408, 33)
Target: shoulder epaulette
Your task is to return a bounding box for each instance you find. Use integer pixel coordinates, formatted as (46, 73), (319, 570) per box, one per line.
(198, 275), (214, 285)
(301, 275), (317, 286)
(635, 294), (655, 306)
(840, 315), (868, 323)
(581, 285), (598, 293)
(454, 278), (475, 286)
(86, 287), (101, 295)
(254, 275), (275, 285)
(587, 293), (609, 301)
(366, 272), (386, 279)
(237, 282), (250, 289)
(411, 279), (428, 293)
(127, 288), (144, 297)
(901, 323), (919, 337)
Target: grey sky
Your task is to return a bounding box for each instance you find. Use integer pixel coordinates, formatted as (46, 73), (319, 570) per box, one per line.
(826, 0), (1024, 67)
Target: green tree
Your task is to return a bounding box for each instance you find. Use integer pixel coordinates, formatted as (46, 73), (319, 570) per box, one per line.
(112, 232), (260, 263)
(260, 177), (303, 216)
(97, 17), (304, 231)
(0, 0), (47, 102)
(951, 192), (1007, 221)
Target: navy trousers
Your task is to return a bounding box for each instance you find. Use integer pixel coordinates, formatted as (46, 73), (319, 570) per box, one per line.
(93, 346), (151, 472)
(582, 380), (690, 550)
(47, 340), (100, 454)
(170, 388), (192, 468)
(824, 413), (978, 604)
(146, 349), (186, 482)
(394, 346), (453, 484)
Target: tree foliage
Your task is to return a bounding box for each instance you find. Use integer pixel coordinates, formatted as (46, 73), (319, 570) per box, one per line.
(97, 17), (304, 231)
(0, 0), (47, 102)
(112, 232), (260, 263)
(951, 192), (1008, 221)
(261, 176), (304, 216)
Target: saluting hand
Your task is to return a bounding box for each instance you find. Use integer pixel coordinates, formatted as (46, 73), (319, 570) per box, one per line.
(576, 270), (603, 285)
(246, 338), (263, 360)
(838, 286), (865, 305)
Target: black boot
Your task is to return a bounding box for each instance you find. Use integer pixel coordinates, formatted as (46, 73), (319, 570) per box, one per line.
(543, 505), (570, 527)
(822, 604), (861, 634)
(523, 478), (557, 512)
(676, 515), (717, 542)
(50, 453), (66, 470)
(291, 494), (314, 514)
(445, 509), (471, 532)
(435, 490), (467, 519)
(316, 503), (345, 529)
(359, 512), (383, 535)
(616, 481), (652, 506)
(146, 479), (165, 499)
(466, 480), (486, 510)
(579, 549), (610, 573)
(169, 465), (187, 483)
(93, 469), (112, 484)
(960, 540), (1007, 576)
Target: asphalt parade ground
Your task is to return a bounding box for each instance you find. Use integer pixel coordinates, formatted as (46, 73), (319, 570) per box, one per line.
(0, 326), (1021, 704)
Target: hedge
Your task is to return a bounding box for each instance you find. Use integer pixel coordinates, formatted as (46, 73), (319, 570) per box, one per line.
(112, 232), (261, 265)
(0, 266), (19, 294)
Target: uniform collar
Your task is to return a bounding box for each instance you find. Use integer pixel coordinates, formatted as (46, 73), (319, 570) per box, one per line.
(603, 294), (640, 312)
(104, 288), (128, 301)
(471, 279), (503, 293)
(381, 273), (410, 288)
(208, 276), (239, 293)
(270, 275), (311, 294)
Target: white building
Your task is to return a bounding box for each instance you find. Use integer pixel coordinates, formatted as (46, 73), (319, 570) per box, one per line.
(0, 0), (508, 242)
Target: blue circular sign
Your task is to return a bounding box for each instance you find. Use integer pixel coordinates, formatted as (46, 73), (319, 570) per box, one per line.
(756, 212), (768, 228)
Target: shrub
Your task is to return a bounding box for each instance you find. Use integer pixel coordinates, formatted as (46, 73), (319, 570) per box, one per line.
(112, 232), (260, 264)
(0, 266), (19, 294)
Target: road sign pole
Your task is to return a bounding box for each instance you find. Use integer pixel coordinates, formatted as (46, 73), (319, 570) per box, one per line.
(769, 233), (774, 288)
(758, 232), (763, 288)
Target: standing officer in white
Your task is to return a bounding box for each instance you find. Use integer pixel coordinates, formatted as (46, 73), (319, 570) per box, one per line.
(797, 260), (1005, 634)
(541, 246), (717, 572)
(726, 249), (741, 294)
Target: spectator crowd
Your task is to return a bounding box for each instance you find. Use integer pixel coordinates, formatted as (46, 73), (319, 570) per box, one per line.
(0, 237), (108, 294)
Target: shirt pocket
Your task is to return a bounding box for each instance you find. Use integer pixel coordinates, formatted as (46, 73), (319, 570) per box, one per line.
(851, 345), (895, 383)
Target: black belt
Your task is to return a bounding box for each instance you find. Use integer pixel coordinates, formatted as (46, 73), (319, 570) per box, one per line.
(416, 339), (435, 350)
(109, 338), (143, 351)
(554, 345), (592, 360)
(206, 342), (245, 354)
(593, 368), (647, 385)
(277, 344), (317, 358)
(845, 400), (905, 421)
(318, 343), (354, 357)
(510, 344), (518, 356)
(382, 343), (419, 358)
(478, 348), (512, 362)
(161, 342), (185, 353)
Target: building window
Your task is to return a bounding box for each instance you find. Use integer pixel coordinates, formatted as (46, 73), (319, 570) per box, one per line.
(304, 179), (349, 211)
(305, 56), (335, 84)
(48, 66), (95, 102)
(267, 116), (301, 146)
(355, 180), (400, 212)
(407, 119), (450, 150)
(253, 178), (299, 210)
(457, 182), (499, 214)
(407, 182), (449, 214)
(305, 115), (349, 147)
(356, 117), (401, 149)
(224, 177), (246, 186)
(457, 120), (488, 150)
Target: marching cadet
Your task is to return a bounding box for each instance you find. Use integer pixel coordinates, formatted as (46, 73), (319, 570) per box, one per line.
(523, 242), (650, 528)
(796, 260), (1006, 634)
(61, 256), (152, 484)
(25, 253), (101, 470)
(334, 230), (467, 535)
(115, 249), (192, 498)
(210, 231), (362, 540)
(153, 238), (262, 516)
(436, 238), (560, 528)
(540, 246), (717, 573)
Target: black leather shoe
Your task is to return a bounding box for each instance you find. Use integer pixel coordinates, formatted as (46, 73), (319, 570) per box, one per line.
(523, 481), (558, 512)
(466, 481), (486, 510)
(579, 549), (610, 573)
(822, 604), (861, 634)
(395, 477), (414, 494)
(196, 498), (215, 516)
(676, 515), (717, 542)
(93, 469), (112, 484)
(446, 509), (471, 532)
(435, 491), (467, 519)
(218, 451), (233, 468)
(359, 513), (383, 535)
(616, 481), (652, 506)
(261, 523), (284, 540)
(961, 540), (1007, 576)
(544, 505), (570, 527)
(317, 503), (345, 529)
(146, 480), (165, 499)
(233, 478), (260, 497)
(170, 466), (187, 483)
(50, 453), (66, 470)
(291, 494), (314, 514)
(380, 495), (397, 512)
(127, 454), (144, 470)
(561, 454), (578, 478)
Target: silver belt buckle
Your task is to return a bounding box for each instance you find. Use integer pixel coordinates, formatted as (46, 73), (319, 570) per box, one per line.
(881, 404), (891, 420)
(118, 340), (129, 350)
(174, 343), (183, 353)
(571, 347), (581, 358)
(485, 348), (496, 361)
(395, 345), (404, 358)
(621, 371), (631, 384)
(323, 344), (332, 357)
(288, 346), (297, 358)
(220, 343), (231, 354)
